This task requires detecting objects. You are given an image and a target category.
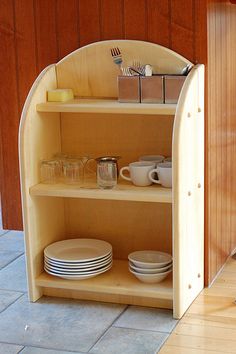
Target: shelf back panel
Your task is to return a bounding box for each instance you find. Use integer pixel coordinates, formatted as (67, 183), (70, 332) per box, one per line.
(64, 199), (172, 259)
(61, 113), (174, 165)
(56, 40), (191, 98)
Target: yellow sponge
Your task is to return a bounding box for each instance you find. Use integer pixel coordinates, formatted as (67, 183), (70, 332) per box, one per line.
(47, 89), (74, 102)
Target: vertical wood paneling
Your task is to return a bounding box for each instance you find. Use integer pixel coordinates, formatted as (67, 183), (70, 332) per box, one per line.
(0, 0), (22, 230)
(100, 0), (123, 39)
(206, 1), (236, 284)
(78, 0), (101, 47)
(56, 0), (79, 58)
(34, 0), (58, 70)
(147, 0), (170, 47)
(14, 0), (38, 110)
(123, 0), (147, 40)
(170, 0), (194, 61)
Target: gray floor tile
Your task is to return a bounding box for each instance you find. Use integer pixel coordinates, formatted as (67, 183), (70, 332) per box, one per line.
(0, 255), (27, 292)
(0, 231), (25, 253)
(114, 306), (178, 333)
(0, 295), (126, 352)
(0, 230), (8, 236)
(20, 347), (85, 354)
(0, 250), (23, 270)
(0, 342), (23, 354)
(89, 327), (168, 354)
(0, 289), (23, 313)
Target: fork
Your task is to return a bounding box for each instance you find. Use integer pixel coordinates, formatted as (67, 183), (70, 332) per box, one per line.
(110, 47), (123, 72)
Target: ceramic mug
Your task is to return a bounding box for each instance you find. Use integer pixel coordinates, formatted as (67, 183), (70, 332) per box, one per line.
(148, 162), (172, 188)
(120, 161), (155, 186)
(139, 155), (164, 166)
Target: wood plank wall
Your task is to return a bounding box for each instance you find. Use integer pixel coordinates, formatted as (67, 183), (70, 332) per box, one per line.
(206, 1), (236, 284)
(0, 0), (206, 230)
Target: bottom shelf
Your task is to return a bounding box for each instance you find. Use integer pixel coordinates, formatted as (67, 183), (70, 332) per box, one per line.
(36, 260), (173, 308)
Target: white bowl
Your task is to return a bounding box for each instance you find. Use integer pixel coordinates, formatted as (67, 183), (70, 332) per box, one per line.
(128, 251), (172, 269)
(129, 262), (172, 274)
(129, 267), (172, 283)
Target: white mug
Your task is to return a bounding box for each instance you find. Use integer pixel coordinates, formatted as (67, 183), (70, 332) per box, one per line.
(120, 162), (155, 186)
(148, 162), (172, 188)
(139, 155), (164, 166)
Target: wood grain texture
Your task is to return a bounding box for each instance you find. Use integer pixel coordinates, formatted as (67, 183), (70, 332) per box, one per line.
(159, 255), (236, 353)
(206, 1), (236, 284)
(56, 0), (79, 58)
(78, 0), (100, 47)
(124, 0), (147, 40)
(0, 0), (22, 230)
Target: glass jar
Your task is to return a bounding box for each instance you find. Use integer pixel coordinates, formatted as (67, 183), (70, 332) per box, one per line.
(96, 156), (120, 189)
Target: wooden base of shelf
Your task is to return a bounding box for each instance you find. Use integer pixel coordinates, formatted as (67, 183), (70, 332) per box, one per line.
(36, 260), (173, 308)
(30, 180), (172, 203)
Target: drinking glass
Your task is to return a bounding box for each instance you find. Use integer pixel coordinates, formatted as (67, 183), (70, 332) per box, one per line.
(63, 159), (84, 185)
(40, 160), (61, 184)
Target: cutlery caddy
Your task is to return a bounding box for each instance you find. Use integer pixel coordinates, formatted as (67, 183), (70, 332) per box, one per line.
(118, 74), (186, 103)
(19, 39), (204, 319)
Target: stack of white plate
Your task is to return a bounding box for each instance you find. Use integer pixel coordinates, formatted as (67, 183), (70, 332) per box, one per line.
(44, 238), (112, 280)
(128, 250), (172, 283)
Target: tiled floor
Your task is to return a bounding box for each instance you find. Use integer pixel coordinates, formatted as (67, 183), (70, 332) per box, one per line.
(0, 228), (178, 354)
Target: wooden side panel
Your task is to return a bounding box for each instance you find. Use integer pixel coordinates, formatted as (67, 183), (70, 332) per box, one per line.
(206, 1), (236, 284)
(19, 66), (65, 301)
(147, 0), (170, 47)
(173, 65), (204, 318)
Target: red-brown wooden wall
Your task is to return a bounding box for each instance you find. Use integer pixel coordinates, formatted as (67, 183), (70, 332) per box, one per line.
(1, 0), (235, 284)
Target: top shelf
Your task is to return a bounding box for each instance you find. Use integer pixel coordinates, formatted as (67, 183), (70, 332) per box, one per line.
(36, 98), (177, 115)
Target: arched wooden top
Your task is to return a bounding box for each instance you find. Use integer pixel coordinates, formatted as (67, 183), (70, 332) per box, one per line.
(56, 40), (192, 98)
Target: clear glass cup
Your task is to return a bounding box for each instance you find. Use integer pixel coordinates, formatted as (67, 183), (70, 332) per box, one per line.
(63, 159), (84, 185)
(40, 160), (61, 184)
(97, 160), (117, 189)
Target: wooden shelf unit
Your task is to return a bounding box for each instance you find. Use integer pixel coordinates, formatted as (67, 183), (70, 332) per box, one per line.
(19, 40), (204, 319)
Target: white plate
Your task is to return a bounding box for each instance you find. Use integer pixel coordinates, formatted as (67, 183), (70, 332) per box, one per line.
(128, 251), (172, 268)
(45, 252), (112, 267)
(129, 267), (172, 283)
(129, 262), (172, 274)
(45, 255), (112, 272)
(45, 260), (112, 275)
(44, 239), (112, 262)
(44, 262), (112, 280)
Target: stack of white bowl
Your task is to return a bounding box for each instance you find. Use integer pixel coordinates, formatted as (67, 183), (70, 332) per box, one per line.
(128, 250), (172, 283)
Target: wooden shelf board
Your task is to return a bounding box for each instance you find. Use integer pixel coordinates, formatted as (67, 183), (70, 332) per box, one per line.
(36, 260), (173, 300)
(30, 180), (172, 203)
(36, 98), (176, 115)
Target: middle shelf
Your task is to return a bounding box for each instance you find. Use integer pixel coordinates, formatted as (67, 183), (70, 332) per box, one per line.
(30, 180), (172, 203)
